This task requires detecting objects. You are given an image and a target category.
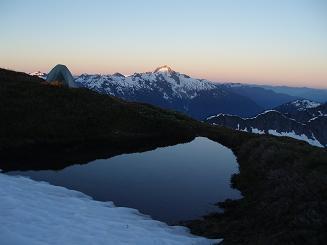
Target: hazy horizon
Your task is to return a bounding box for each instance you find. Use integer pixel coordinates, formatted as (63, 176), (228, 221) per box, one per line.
(1, 0), (326, 89)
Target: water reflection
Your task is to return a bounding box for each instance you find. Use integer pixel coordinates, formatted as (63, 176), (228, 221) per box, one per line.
(8, 137), (241, 223)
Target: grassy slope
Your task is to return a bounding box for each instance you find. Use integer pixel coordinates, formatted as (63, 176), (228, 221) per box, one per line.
(1, 68), (327, 244)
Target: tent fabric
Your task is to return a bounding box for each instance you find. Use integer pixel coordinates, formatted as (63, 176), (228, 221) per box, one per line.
(46, 64), (78, 88)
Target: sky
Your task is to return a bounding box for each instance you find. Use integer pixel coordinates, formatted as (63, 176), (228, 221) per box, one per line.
(0, 0), (326, 88)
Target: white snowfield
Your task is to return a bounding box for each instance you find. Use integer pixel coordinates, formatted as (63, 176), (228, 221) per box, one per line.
(0, 173), (219, 245)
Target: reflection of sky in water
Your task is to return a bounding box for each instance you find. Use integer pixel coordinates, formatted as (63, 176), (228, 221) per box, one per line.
(8, 137), (241, 223)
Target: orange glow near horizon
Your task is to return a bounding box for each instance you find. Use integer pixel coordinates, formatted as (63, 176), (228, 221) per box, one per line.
(1, 1), (326, 89)
(2, 59), (326, 89)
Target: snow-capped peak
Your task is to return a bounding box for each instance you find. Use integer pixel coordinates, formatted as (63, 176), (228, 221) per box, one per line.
(112, 72), (125, 78)
(154, 65), (174, 73)
(29, 71), (47, 79)
(74, 66), (219, 101)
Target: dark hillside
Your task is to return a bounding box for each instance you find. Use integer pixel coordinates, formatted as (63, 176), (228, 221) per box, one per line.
(0, 68), (199, 169)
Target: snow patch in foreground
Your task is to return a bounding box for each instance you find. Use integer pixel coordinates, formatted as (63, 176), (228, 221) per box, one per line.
(0, 173), (219, 245)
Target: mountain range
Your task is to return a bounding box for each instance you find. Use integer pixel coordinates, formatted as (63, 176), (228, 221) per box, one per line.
(219, 83), (300, 109)
(30, 66), (327, 120)
(28, 66), (326, 147)
(73, 66), (264, 119)
(255, 85), (327, 103)
(31, 66), (327, 120)
(206, 99), (327, 147)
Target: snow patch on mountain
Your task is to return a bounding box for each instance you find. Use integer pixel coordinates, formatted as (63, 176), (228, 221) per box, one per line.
(206, 113), (234, 120)
(238, 126), (323, 147)
(206, 109), (326, 148)
(308, 115), (327, 122)
(267, 130), (323, 147)
(251, 127), (265, 134)
(0, 173), (218, 245)
(291, 99), (321, 111)
(244, 110), (279, 119)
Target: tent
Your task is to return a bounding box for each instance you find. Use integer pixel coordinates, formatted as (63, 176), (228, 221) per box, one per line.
(46, 64), (78, 88)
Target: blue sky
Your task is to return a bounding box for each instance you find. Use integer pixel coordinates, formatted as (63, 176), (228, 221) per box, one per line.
(1, 0), (326, 88)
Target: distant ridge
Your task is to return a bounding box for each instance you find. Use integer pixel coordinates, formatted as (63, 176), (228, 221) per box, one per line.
(206, 99), (327, 147)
